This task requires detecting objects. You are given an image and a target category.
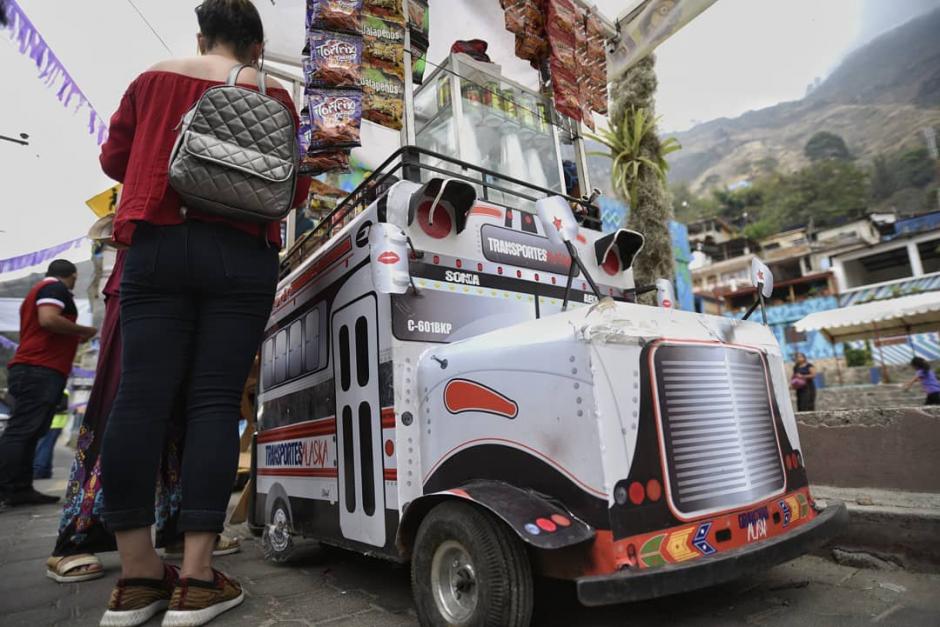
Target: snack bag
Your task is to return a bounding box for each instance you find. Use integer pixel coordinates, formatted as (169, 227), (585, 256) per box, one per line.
(306, 89), (363, 149)
(412, 40), (429, 85)
(364, 0), (403, 24)
(306, 0), (363, 33)
(547, 0), (577, 37)
(549, 58), (581, 122)
(306, 29), (363, 88)
(361, 67), (404, 130)
(361, 14), (405, 80)
(300, 149), (351, 175)
(407, 0), (429, 40)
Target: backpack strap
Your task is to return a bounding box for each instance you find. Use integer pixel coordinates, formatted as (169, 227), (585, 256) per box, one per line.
(226, 64), (268, 96)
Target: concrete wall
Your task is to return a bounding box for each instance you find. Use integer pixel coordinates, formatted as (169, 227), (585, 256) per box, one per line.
(797, 407), (940, 492)
(792, 384), (923, 411)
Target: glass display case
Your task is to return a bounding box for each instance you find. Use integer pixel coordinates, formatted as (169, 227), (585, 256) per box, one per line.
(413, 53), (566, 209)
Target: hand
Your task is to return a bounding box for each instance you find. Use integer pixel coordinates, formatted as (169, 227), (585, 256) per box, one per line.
(79, 326), (98, 342)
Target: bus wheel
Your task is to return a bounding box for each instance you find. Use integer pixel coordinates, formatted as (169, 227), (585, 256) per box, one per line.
(411, 501), (533, 627)
(261, 498), (294, 562)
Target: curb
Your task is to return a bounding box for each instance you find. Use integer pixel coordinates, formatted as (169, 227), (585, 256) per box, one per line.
(812, 485), (940, 572)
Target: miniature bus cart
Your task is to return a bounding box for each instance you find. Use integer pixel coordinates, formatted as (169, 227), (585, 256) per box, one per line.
(248, 145), (847, 626)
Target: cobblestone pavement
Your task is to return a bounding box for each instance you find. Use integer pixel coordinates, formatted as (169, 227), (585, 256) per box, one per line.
(1, 451), (939, 626)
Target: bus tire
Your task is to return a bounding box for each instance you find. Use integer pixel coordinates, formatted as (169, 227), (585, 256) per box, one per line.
(261, 498), (294, 563)
(411, 500), (533, 627)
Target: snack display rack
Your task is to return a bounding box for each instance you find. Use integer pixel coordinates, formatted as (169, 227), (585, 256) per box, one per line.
(411, 53), (569, 210)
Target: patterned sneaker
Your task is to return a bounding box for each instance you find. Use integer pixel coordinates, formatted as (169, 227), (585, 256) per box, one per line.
(100, 564), (179, 627)
(162, 569), (245, 626)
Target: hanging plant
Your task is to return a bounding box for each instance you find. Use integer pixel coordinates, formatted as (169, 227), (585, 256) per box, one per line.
(589, 106), (681, 210)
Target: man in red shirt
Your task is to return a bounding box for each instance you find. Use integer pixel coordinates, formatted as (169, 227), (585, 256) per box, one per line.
(0, 260), (97, 508)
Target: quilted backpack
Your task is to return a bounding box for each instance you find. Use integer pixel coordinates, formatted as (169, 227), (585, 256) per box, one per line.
(168, 64), (298, 223)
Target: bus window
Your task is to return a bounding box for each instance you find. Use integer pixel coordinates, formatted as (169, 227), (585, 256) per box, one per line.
(355, 316), (369, 387)
(288, 320), (303, 379)
(305, 308), (320, 372)
(274, 330), (288, 383)
(261, 338), (274, 390)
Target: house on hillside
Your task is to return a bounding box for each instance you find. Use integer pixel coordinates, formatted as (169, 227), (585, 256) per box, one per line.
(686, 211), (940, 364)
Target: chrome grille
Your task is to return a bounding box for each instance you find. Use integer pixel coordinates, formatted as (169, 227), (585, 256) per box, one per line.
(653, 344), (784, 516)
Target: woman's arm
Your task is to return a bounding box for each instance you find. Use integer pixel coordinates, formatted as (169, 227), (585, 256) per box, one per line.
(903, 374), (919, 391)
(804, 365), (816, 379)
(99, 80), (138, 182)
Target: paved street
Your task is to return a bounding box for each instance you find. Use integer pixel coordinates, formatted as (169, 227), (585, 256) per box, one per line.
(1, 448), (939, 626)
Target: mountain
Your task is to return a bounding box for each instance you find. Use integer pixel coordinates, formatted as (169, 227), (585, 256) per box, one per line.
(667, 8), (940, 194)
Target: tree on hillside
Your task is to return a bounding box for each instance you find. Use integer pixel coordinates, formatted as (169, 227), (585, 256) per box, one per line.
(603, 54), (677, 296)
(870, 155), (896, 201)
(764, 159), (869, 227)
(895, 148), (935, 188)
(804, 131), (851, 161)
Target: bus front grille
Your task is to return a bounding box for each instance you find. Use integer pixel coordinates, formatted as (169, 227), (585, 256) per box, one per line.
(652, 343), (785, 518)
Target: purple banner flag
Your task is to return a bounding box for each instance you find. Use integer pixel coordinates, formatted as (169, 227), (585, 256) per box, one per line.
(0, 237), (87, 275)
(2, 0), (109, 145)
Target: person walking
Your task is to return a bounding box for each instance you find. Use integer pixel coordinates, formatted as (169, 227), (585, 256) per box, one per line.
(33, 390), (69, 479)
(791, 351), (817, 412)
(0, 259), (96, 509)
(903, 356), (940, 405)
(95, 2), (310, 625)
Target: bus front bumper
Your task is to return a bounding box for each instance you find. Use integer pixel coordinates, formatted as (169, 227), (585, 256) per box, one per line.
(576, 500), (848, 607)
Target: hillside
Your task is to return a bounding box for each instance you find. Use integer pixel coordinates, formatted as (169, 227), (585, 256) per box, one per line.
(667, 8), (940, 194)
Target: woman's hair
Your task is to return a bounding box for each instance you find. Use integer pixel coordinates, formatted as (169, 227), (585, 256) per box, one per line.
(911, 356), (930, 371)
(795, 352), (806, 361)
(196, 0), (264, 60)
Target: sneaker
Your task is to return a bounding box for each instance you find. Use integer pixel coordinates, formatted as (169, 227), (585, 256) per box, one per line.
(100, 564), (179, 627)
(5, 489), (59, 505)
(163, 535), (241, 558)
(162, 570), (245, 626)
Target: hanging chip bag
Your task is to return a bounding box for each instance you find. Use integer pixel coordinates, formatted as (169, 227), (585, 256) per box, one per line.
(305, 29), (363, 88)
(306, 89), (363, 149)
(306, 0), (363, 33)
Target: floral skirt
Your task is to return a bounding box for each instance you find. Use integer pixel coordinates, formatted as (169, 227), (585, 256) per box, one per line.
(53, 253), (184, 556)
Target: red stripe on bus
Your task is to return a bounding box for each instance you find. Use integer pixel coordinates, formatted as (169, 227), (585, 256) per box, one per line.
(258, 406), (396, 443)
(257, 468), (338, 478)
(289, 237), (353, 294)
(470, 205), (503, 218)
(384, 469), (397, 481)
(256, 418), (336, 443)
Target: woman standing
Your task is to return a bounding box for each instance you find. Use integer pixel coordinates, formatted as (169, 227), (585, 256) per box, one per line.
(96, 2), (309, 625)
(903, 357), (940, 405)
(792, 352), (817, 412)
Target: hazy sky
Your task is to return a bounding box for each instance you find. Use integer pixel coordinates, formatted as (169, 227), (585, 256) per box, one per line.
(1, 0), (937, 267)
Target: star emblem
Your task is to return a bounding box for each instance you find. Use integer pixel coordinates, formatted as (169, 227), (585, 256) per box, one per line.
(757, 270), (764, 281)
(552, 217), (562, 231)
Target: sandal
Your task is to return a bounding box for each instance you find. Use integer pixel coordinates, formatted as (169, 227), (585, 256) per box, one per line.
(163, 535), (241, 558)
(46, 554), (105, 583)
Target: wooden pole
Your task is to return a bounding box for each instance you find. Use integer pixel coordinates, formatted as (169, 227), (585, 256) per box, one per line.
(873, 323), (890, 383)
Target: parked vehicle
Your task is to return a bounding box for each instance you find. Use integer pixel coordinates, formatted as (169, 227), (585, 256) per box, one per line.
(250, 148), (847, 626)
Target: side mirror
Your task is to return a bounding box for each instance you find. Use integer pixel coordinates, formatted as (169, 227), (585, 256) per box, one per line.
(369, 222), (411, 294)
(593, 228), (645, 274)
(535, 195), (579, 244)
(655, 278), (676, 309)
(750, 257), (774, 298)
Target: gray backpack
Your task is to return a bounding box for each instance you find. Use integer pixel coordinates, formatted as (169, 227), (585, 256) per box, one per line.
(168, 64), (298, 223)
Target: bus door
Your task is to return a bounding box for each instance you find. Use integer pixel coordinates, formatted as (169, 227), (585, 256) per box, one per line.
(332, 294), (385, 547)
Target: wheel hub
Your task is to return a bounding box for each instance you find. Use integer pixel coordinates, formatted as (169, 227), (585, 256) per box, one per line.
(268, 506), (290, 553)
(431, 540), (478, 624)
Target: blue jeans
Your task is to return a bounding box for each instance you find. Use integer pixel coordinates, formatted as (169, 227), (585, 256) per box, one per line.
(33, 428), (62, 479)
(0, 364), (66, 496)
(100, 221), (277, 534)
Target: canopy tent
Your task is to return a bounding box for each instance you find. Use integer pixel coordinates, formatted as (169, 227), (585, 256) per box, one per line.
(795, 291), (940, 344)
